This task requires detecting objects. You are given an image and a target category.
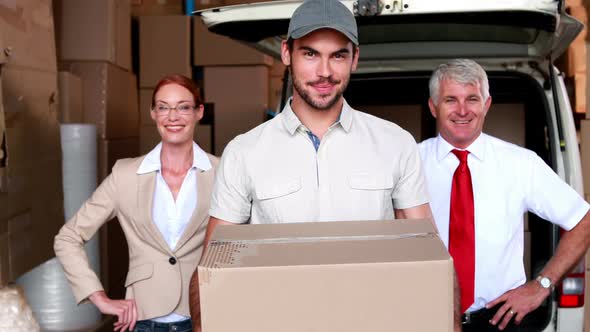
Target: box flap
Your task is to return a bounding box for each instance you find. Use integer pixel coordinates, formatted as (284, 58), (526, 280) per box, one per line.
(202, 219), (449, 269)
(211, 218), (436, 240)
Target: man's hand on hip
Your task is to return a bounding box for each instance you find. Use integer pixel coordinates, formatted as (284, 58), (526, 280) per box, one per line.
(486, 281), (550, 330)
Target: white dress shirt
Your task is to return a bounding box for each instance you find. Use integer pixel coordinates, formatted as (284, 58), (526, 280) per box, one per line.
(419, 134), (589, 312)
(136, 142), (212, 322)
(211, 98), (428, 224)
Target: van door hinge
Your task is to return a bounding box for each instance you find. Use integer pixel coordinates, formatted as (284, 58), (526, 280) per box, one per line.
(386, 0), (406, 12)
(354, 0), (382, 16)
(354, 0), (407, 15)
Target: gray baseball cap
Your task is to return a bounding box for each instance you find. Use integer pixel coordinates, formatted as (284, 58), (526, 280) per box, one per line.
(287, 0), (359, 46)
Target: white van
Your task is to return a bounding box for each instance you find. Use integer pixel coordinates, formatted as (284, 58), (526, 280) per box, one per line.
(196, 1), (586, 330)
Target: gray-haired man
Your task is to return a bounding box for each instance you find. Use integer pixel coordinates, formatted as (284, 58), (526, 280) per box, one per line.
(420, 59), (590, 331)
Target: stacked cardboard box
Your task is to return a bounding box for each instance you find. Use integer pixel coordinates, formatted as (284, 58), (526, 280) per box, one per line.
(132, 0), (184, 16)
(54, 0), (139, 301)
(195, 0), (271, 10)
(139, 15), (213, 154)
(55, 0), (132, 71)
(194, 18), (273, 155)
(563, 4), (587, 114)
(55, 0), (139, 179)
(0, 0), (64, 287)
(57, 72), (83, 124)
(268, 59), (286, 113)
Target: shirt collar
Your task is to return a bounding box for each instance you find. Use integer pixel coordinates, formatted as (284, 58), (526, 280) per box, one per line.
(281, 97), (353, 135)
(435, 133), (486, 162)
(137, 142), (212, 174)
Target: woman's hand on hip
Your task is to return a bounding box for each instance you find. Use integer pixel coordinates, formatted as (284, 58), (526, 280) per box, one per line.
(89, 291), (138, 332)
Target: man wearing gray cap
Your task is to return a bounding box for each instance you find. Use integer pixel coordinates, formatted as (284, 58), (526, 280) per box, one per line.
(189, 0), (437, 328)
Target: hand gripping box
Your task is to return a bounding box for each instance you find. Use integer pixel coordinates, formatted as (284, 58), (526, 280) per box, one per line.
(199, 219), (453, 332)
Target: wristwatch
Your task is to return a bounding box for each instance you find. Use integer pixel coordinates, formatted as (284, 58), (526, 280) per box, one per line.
(536, 275), (554, 291)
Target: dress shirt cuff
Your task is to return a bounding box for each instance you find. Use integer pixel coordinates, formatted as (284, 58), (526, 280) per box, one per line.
(393, 197), (430, 211)
(562, 201), (590, 231)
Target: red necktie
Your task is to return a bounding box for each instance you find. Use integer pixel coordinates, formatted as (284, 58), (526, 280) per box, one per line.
(449, 149), (475, 313)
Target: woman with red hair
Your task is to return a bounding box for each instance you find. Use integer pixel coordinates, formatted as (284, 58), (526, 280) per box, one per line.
(55, 74), (217, 332)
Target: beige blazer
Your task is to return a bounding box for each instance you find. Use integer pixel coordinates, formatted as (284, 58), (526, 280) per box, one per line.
(54, 153), (218, 320)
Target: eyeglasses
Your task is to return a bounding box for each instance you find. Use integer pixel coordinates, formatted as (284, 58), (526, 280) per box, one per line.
(152, 103), (197, 115)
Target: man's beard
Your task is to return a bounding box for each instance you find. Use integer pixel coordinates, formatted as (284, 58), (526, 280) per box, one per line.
(291, 67), (350, 111)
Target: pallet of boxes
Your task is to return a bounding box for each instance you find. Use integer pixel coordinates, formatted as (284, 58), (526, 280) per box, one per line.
(0, 0), (66, 330)
(53, 0), (139, 320)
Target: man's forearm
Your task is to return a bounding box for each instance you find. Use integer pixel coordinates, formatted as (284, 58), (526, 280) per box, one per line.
(540, 210), (590, 283)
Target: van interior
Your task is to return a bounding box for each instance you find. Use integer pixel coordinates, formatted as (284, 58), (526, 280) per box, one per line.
(341, 70), (556, 329)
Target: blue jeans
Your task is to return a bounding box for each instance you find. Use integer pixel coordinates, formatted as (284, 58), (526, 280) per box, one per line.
(133, 319), (192, 332)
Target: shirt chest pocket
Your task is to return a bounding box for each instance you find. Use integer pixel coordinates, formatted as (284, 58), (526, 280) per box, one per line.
(347, 173), (395, 218)
(256, 177), (302, 200)
(254, 177), (303, 222)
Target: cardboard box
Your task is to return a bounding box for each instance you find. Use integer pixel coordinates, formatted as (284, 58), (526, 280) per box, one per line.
(132, 0), (184, 16)
(0, 229), (9, 288)
(199, 219), (453, 332)
(54, 0), (132, 71)
(2, 208), (63, 287)
(140, 125), (159, 155)
(193, 18), (273, 67)
(139, 15), (191, 88)
(57, 71), (84, 123)
(566, 34), (587, 77)
(0, 41), (6, 187)
(485, 103), (526, 147)
(195, 0), (224, 9)
(575, 72), (586, 114)
(204, 66), (268, 154)
(139, 88), (154, 126)
(196, 124), (213, 154)
(359, 105), (424, 141)
(98, 137), (139, 181)
(7, 212), (34, 279)
(195, 0), (270, 9)
(60, 62), (139, 140)
(269, 59), (287, 77)
(268, 76), (284, 113)
(0, 68), (62, 221)
(0, 0), (57, 72)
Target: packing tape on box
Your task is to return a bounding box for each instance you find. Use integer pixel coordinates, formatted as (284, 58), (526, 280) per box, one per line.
(15, 124), (100, 330)
(200, 232), (437, 285)
(0, 285), (40, 332)
(210, 232), (436, 246)
(202, 232), (436, 269)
